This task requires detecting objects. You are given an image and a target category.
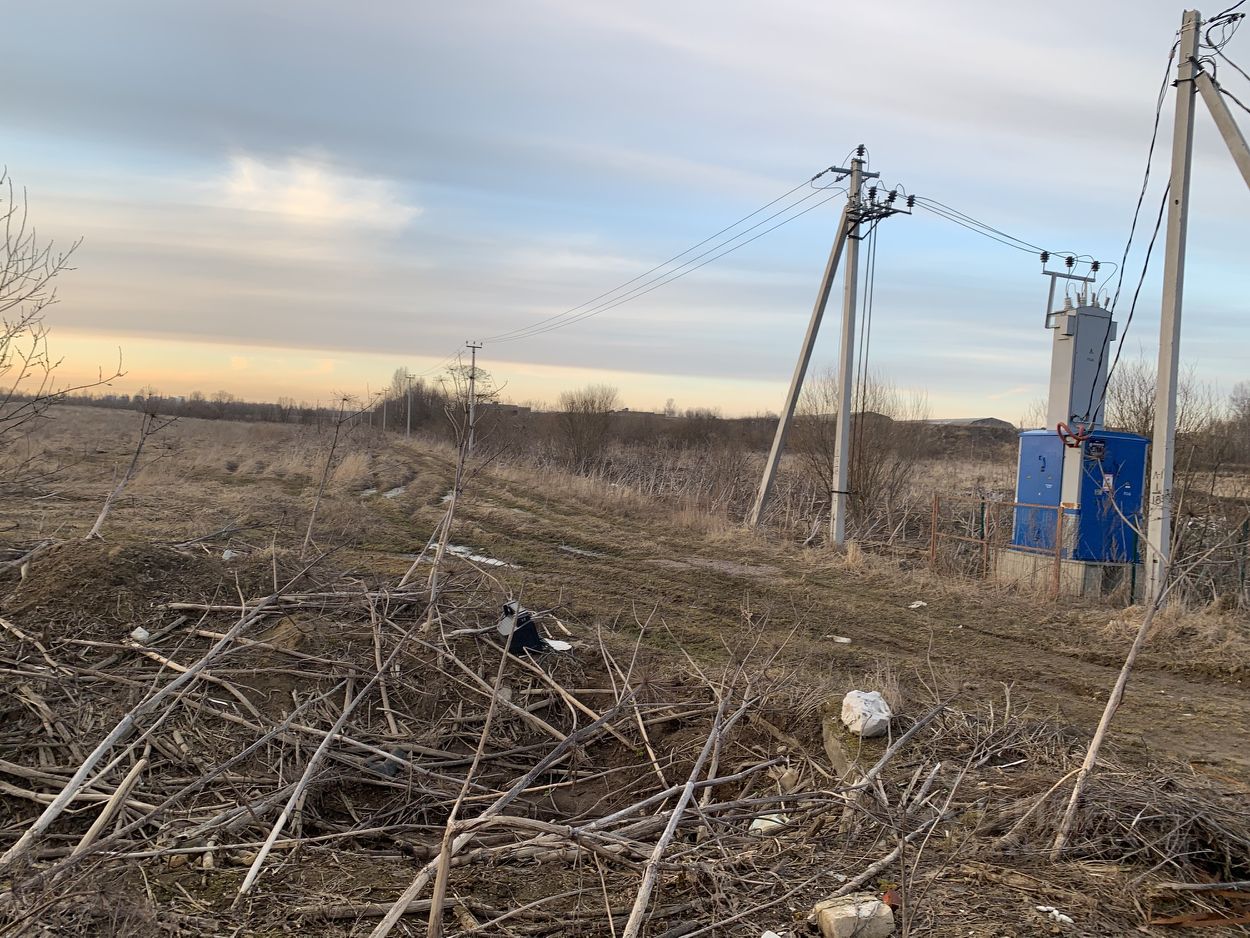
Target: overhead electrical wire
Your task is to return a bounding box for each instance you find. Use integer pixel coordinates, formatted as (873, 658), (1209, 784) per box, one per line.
(850, 221), (879, 482)
(1101, 182), (1171, 415)
(1074, 38), (1180, 426)
(483, 167), (850, 344)
(910, 197), (1113, 292)
(485, 183), (847, 344)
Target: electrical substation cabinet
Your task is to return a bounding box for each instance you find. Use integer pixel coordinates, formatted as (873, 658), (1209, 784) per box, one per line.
(1012, 429), (1148, 563)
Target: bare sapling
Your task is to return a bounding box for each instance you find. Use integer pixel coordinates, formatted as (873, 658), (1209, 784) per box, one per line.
(1, 172), (124, 488)
(85, 407), (177, 539)
(1049, 498), (1244, 860)
(301, 395), (371, 560)
(422, 360), (501, 625)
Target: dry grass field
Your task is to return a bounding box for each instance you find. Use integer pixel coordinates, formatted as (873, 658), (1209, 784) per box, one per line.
(1, 407), (1248, 936)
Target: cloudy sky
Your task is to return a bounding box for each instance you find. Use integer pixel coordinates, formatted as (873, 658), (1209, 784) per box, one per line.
(6, 0), (1248, 418)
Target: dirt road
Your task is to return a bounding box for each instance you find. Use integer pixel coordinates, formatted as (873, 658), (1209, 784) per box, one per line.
(432, 455), (1250, 784)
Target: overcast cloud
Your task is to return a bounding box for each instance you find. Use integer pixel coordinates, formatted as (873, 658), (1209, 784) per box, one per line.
(4, 0), (1246, 415)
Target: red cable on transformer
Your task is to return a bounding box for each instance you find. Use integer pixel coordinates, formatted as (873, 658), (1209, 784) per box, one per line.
(1056, 420), (1091, 448)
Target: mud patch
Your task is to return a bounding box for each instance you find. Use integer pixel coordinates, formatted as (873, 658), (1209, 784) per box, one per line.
(1, 540), (223, 633)
(647, 556), (780, 578)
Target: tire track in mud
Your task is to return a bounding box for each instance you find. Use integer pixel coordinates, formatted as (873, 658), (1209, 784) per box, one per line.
(418, 451), (1250, 783)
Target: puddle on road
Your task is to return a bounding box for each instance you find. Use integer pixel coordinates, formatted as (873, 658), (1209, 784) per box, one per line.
(558, 544), (608, 559)
(446, 544), (514, 567)
(401, 544), (516, 568)
(647, 556), (781, 578)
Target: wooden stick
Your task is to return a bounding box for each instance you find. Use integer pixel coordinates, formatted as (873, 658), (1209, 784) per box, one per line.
(1051, 599), (1161, 860)
(366, 697), (632, 938)
(620, 696), (744, 938)
(426, 632), (513, 937)
(0, 593), (280, 870)
(70, 756), (148, 856)
(233, 682), (361, 904)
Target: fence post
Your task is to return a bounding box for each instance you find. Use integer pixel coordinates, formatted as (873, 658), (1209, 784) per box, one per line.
(979, 499), (989, 578)
(1052, 507), (1064, 597)
(1239, 517), (1249, 602)
(929, 493), (939, 569)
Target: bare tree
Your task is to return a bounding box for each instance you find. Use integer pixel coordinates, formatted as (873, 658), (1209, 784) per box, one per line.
(1104, 358), (1219, 438)
(850, 375), (930, 539)
(0, 172), (122, 472)
(86, 404), (178, 540)
(301, 394), (375, 560)
(793, 368), (929, 541)
(793, 367), (841, 532)
(557, 384), (618, 473)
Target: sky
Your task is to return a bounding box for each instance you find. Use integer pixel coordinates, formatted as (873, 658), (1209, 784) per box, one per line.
(4, 0), (1248, 419)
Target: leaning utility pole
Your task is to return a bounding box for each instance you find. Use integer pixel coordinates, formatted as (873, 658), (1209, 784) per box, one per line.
(1146, 10), (1200, 601)
(749, 148), (905, 538)
(746, 205), (851, 529)
(466, 341), (482, 452)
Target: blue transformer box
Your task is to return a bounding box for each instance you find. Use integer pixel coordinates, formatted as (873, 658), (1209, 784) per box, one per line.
(1013, 429), (1148, 563)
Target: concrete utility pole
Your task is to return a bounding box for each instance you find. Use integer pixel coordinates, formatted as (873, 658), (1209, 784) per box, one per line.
(830, 158), (864, 545)
(1196, 70), (1250, 189)
(466, 341), (482, 452)
(1146, 9), (1200, 601)
(382, 394), (387, 433)
(747, 206), (851, 528)
(749, 150), (894, 536)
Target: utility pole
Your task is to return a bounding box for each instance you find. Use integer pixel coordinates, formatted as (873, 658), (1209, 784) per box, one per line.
(405, 372), (414, 439)
(466, 341), (482, 452)
(1145, 9), (1200, 601)
(747, 207), (851, 528)
(829, 157), (865, 545)
(382, 394), (387, 433)
(749, 148), (900, 535)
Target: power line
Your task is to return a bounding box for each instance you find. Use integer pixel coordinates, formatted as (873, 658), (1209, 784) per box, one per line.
(488, 185), (846, 344)
(1078, 39), (1179, 424)
(911, 198), (1105, 280)
(1103, 183), (1171, 414)
(484, 167), (846, 344)
(850, 222), (879, 479)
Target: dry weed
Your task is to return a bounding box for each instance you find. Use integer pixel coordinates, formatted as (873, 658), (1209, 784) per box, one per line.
(330, 450), (373, 490)
(1102, 602), (1249, 656)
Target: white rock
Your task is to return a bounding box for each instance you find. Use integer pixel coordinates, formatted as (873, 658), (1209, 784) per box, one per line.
(761, 932), (785, 938)
(221, 549), (242, 561)
(129, 626), (151, 643)
(908, 600), (927, 609)
(545, 638), (572, 652)
(812, 894), (895, 938)
(748, 813), (789, 835)
(1036, 906), (1075, 926)
(840, 690), (892, 738)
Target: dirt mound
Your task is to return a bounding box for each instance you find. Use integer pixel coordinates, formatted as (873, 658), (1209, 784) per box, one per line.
(1, 539), (223, 632)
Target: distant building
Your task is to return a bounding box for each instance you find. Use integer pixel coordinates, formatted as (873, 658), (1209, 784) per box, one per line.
(480, 403), (532, 417)
(925, 417), (1016, 430)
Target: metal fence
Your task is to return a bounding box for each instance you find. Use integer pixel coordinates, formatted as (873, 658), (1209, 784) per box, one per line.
(927, 494), (1066, 594)
(923, 493), (1250, 610)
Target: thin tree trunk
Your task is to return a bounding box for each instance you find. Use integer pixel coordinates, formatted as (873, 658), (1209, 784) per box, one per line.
(302, 402), (347, 560)
(1051, 598), (1161, 860)
(87, 413), (155, 539)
